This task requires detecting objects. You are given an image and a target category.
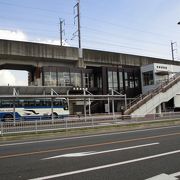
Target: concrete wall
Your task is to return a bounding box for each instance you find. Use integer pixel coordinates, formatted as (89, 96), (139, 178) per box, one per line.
(1, 39), (180, 69)
(0, 39), (78, 61)
(83, 48), (180, 67)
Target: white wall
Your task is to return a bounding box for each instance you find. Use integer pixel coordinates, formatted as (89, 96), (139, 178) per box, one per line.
(174, 94), (180, 108)
(141, 63), (180, 94)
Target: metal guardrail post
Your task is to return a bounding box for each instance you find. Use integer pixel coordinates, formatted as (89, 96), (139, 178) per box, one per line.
(88, 98), (91, 116)
(65, 118), (67, 131)
(35, 120), (37, 133)
(91, 116), (94, 127)
(111, 89), (115, 120)
(0, 123), (3, 136)
(124, 94), (127, 110)
(83, 89), (87, 122)
(13, 100), (16, 126)
(108, 96), (110, 114)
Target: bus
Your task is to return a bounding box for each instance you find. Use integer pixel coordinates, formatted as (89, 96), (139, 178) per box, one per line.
(0, 98), (69, 122)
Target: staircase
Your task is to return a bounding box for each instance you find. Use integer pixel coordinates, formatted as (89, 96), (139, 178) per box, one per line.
(124, 72), (180, 116)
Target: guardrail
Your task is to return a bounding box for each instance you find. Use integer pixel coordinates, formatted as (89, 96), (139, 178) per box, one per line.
(1, 112), (180, 136)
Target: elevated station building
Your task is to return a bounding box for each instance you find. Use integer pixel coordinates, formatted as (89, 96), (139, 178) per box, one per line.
(0, 39), (180, 114)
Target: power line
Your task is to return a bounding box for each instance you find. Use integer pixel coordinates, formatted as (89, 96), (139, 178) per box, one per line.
(82, 15), (177, 40)
(82, 43), (171, 60)
(82, 26), (169, 47)
(0, 1), (72, 15)
(0, 0), (179, 41)
(81, 38), (168, 54)
(0, 15), (75, 27)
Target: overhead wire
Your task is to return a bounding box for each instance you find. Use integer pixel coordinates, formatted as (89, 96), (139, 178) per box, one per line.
(82, 15), (178, 40)
(81, 26), (170, 47)
(0, 1), (72, 15)
(0, 0), (176, 59)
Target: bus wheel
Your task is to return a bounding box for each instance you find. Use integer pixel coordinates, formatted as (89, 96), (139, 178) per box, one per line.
(3, 114), (13, 122)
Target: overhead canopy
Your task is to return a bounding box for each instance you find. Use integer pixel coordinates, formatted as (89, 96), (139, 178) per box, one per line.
(155, 71), (169, 75)
(0, 86), (70, 95)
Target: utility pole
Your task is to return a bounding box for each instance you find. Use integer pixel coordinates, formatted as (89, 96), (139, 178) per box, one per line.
(73, 0), (81, 49)
(59, 18), (65, 46)
(171, 41), (177, 61)
(72, 0), (84, 68)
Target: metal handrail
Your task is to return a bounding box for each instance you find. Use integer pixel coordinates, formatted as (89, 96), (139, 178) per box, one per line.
(125, 72), (180, 115)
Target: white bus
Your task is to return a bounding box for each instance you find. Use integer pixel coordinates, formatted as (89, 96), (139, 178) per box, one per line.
(0, 98), (69, 121)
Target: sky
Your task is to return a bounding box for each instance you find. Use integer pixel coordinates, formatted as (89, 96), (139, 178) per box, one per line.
(0, 0), (180, 85)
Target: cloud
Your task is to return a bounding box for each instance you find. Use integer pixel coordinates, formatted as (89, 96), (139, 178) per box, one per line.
(36, 38), (70, 46)
(0, 70), (28, 86)
(0, 29), (27, 41)
(0, 29), (69, 46)
(0, 70), (16, 86)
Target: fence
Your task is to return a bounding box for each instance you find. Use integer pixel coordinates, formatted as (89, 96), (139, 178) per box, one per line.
(1, 112), (180, 136)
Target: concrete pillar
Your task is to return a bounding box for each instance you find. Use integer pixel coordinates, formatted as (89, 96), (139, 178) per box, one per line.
(34, 66), (42, 86)
(162, 102), (166, 112)
(35, 66), (41, 78)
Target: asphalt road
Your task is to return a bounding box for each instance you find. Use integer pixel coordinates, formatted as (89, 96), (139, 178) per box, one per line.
(1, 125), (180, 180)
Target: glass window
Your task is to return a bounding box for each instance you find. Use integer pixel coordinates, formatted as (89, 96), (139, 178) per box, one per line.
(134, 77), (139, 88)
(143, 71), (154, 86)
(70, 72), (81, 87)
(83, 73), (94, 88)
(129, 75), (134, 88)
(108, 71), (118, 91)
(124, 72), (135, 89)
(97, 76), (102, 88)
(44, 72), (57, 86)
(113, 72), (118, 90)
(124, 72), (128, 89)
(119, 72), (124, 91)
(58, 72), (70, 87)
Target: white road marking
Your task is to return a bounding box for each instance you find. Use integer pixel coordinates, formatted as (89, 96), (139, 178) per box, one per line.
(146, 171), (180, 180)
(1, 125), (180, 147)
(171, 171), (180, 177)
(43, 142), (159, 160)
(29, 149), (180, 180)
(146, 173), (178, 180)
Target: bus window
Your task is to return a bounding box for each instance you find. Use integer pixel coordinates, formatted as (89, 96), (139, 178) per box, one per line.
(53, 100), (59, 106)
(2, 100), (13, 108)
(35, 99), (41, 106)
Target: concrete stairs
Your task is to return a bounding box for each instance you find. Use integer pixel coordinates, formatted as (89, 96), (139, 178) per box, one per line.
(124, 73), (180, 116)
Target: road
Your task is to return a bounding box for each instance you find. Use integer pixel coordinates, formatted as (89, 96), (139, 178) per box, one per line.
(1, 125), (180, 180)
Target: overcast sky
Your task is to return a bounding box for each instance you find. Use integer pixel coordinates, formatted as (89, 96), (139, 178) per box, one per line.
(0, 0), (180, 85)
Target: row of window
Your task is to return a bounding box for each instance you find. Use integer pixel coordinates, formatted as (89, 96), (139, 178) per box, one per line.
(42, 68), (140, 91)
(0, 99), (67, 108)
(108, 70), (140, 91)
(44, 71), (94, 88)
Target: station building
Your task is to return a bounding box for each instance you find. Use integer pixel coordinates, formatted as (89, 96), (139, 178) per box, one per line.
(0, 39), (180, 114)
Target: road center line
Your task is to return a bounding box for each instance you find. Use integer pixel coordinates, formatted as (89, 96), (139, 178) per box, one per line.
(29, 149), (180, 180)
(43, 142), (159, 159)
(1, 132), (180, 159)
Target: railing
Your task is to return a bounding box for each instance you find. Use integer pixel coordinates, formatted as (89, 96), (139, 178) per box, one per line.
(125, 72), (180, 115)
(1, 112), (180, 136)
